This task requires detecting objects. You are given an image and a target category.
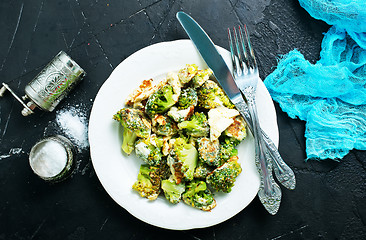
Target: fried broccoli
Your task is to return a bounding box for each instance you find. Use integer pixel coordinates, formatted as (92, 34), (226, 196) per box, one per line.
(194, 160), (214, 179)
(224, 116), (247, 142)
(197, 80), (235, 109)
(135, 137), (163, 166)
(152, 114), (178, 136)
(119, 65), (249, 210)
(132, 165), (162, 200)
(167, 106), (194, 123)
(177, 112), (209, 137)
(113, 108), (151, 154)
(145, 85), (176, 117)
(206, 156), (242, 193)
(191, 69), (213, 88)
(158, 157), (171, 181)
(178, 64), (198, 84)
(161, 176), (186, 204)
(177, 87), (198, 110)
(167, 138), (198, 184)
(182, 180), (216, 211)
(218, 138), (239, 164)
(197, 137), (221, 167)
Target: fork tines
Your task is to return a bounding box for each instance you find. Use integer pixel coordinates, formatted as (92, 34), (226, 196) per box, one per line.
(228, 25), (257, 75)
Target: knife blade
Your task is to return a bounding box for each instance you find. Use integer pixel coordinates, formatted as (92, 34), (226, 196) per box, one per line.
(176, 11), (243, 106)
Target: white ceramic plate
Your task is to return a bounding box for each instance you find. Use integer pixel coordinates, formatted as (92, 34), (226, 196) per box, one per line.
(88, 39), (278, 230)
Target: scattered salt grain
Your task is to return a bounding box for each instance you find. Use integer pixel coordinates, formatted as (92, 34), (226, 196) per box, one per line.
(9, 148), (22, 155)
(0, 148), (23, 161)
(56, 106), (89, 150)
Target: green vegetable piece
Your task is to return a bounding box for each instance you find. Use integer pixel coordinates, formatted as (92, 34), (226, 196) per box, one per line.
(218, 137), (239, 164)
(177, 88), (198, 109)
(152, 114), (178, 136)
(194, 160), (214, 179)
(197, 80), (235, 109)
(135, 138), (163, 166)
(197, 137), (221, 167)
(206, 157), (242, 193)
(167, 138), (198, 184)
(223, 116), (247, 142)
(182, 180), (216, 211)
(167, 106), (194, 123)
(161, 176), (186, 204)
(178, 64), (198, 84)
(191, 69), (213, 88)
(113, 108), (151, 154)
(145, 85), (176, 117)
(177, 112), (209, 137)
(122, 128), (138, 155)
(132, 165), (162, 200)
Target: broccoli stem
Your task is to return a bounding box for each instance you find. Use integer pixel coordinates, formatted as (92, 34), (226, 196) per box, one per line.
(122, 127), (138, 154)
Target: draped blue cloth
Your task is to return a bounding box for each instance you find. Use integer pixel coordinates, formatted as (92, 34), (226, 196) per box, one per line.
(263, 0), (366, 160)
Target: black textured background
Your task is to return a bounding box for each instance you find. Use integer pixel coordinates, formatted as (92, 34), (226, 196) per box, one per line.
(0, 0), (365, 239)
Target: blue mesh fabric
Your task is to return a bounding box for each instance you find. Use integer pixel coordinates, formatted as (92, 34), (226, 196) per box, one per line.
(263, 1), (366, 160)
(298, 0), (366, 34)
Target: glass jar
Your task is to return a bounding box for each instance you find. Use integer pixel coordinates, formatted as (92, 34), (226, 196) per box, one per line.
(29, 135), (75, 182)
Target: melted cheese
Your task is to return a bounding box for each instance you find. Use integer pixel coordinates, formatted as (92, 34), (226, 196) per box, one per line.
(208, 107), (240, 141)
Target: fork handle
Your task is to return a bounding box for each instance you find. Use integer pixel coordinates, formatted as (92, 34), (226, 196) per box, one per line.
(261, 130), (296, 190)
(235, 101), (296, 190)
(245, 96), (282, 215)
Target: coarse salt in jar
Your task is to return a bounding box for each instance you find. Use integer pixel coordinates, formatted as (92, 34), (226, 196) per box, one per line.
(29, 135), (75, 182)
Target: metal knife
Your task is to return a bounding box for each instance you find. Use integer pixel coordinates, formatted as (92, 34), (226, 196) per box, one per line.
(176, 11), (282, 215)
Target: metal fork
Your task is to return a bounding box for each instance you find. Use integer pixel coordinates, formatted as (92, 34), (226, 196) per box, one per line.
(228, 26), (296, 191)
(228, 25), (284, 215)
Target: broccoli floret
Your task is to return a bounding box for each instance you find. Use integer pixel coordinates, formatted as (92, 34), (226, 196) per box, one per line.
(161, 176), (186, 204)
(167, 106), (194, 123)
(182, 180), (216, 211)
(206, 156), (242, 193)
(119, 128), (137, 156)
(197, 137), (221, 167)
(178, 64), (198, 84)
(197, 80), (235, 109)
(177, 88), (198, 109)
(177, 112), (209, 137)
(145, 85), (176, 117)
(132, 165), (162, 200)
(191, 69), (213, 88)
(223, 116), (247, 142)
(135, 137), (163, 166)
(158, 158), (171, 181)
(194, 160), (214, 179)
(113, 108), (151, 154)
(167, 138), (198, 184)
(218, 137), (239, 164)
(151, 114), (178, 136)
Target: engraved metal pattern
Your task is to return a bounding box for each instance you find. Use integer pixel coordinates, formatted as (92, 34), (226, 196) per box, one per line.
(248, 95), (281, 215)
(25, 51), (85, 112)
(256, 151), (282, 215)
(262, 131), (296, 190)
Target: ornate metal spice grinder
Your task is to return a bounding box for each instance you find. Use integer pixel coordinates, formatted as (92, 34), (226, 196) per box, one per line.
(0, 51), (85, 116)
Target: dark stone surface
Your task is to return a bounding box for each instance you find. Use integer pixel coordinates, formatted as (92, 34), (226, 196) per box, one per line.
(0, 0), (365, 239)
